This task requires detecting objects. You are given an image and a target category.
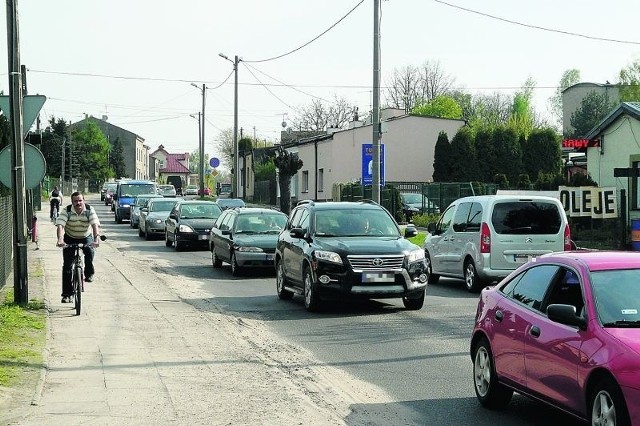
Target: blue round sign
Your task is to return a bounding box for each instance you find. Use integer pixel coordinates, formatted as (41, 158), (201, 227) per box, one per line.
(209, 157), (220, 168)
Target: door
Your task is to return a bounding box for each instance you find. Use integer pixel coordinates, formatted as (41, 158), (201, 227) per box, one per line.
(428, 205), (455, 275)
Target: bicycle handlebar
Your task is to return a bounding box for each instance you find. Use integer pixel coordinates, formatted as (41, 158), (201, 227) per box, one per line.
(59, 235), (107, 248)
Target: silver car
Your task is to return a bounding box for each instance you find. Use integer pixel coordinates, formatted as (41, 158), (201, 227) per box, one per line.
(139, 198), (182, 240)
(130, 194), (163, 229)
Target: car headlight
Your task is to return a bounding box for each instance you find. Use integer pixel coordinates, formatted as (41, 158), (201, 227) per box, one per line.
(407, 249), (425, 263)
(122, 204), (130, 208)
(314, 250), (343, 265)
(235, 246), (263, 253)
(153, 219), (163, 224)
(178, 224), (195, 233)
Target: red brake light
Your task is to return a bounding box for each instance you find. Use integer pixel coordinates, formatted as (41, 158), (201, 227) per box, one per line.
(564, 224), (572, 251)
(480, 222), (491, 253)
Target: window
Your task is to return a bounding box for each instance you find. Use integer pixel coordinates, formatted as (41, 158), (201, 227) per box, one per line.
(302, 171), (309, 193)
(501, 265), (559, 312)
(436, 205), (455, 234)
(632, 161), (640, 209)
(159, 160), (165, 169)
(318, 168), (324, 192)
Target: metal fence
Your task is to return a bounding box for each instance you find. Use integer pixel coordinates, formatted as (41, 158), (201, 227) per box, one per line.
(0, 195), (13, 290)
(390, 181), (499, 212)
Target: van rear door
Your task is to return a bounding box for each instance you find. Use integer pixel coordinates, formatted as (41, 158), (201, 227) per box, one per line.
(489, 200), (565, 271)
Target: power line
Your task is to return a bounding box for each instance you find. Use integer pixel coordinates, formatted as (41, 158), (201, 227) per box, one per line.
(243, 63), (332, 103)
(241, 62), (294, 110)
(243, 0), (366, 63)
(434, 0), (640, 45)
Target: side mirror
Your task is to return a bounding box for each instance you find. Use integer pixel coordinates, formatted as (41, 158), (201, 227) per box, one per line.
(221, 229), (231, 236)
(547, 304), (587, 330)
(289, 227), (305, 239)
(427, 223), (436, 234)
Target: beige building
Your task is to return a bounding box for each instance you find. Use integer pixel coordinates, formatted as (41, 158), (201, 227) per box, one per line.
(288, 110), (465, 201)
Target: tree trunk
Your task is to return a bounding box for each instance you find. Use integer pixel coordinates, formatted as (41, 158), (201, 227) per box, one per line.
(279, 174), (292, 215)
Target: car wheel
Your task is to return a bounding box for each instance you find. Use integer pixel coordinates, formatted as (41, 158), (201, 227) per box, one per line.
(402, 290), (425, 310)
(426, 254), (440, 284)
(230, 253), (241, 276)
(165, 232), (172, 247)
(175, 239), (184, 251)
(590, 376), (631, 426)
(138, 226), (144, 238)
(211, 247), (222, 268)
(473, 337), (513, 409)
(465, 260), (483, 293)
(144, 228), (151, 240)
(303, 267), (321, 312)
(276, 261), (293, 300)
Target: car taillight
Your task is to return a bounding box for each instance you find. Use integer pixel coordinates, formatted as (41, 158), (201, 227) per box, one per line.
(480, 222), (491, 253)
(564, 224), (572, 251)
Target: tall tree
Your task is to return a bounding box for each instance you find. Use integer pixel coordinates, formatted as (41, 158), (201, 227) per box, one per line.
(384, 65), (421, 112)
(417, 60), (455, 102)
(492, 126), (522, 183)
(432, 131), (452, 182)
(570, 90), (614, 137)
(290, 95), (355, 131)
(69, 120), (111, 183)
(274, 148), (303, 215)
(189, 148), (211, 174)
(508, 78), (536, 139)
(521, 128), (562, 180)
(110, 137), (126, 178)
(411, 95), (463, 119)
(619, 58), (640, 101)
(474, 127), (496, 182)
(40, 117), (68, 180)
(548, 69), (581, 130)
(449, 127), (477, 181)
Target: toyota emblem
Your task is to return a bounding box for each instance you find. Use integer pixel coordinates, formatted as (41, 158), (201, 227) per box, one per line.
(372, 258), (384, 267)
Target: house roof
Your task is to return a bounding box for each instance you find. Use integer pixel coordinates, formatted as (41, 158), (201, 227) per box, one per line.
(160, 153), (191, 174)
(585, 102), (640, 140)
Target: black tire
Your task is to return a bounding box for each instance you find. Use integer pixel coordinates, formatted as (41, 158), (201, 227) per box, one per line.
(144, 228), (151, 240)
(426, 254), (440, 284)
(473, 337), (512, 409)
(175, 239), (184, 251)
(73, 267), (82, 316)
(276, 261), (293, 300)
(230, 253), (241, 276)
(590, 376), (631, 426)
(303, 267), (321, 312)
(115, 214), (122, 224)
(465, 260), (483, 293)
(211, 247), (222, 268)
(165, 232), (173, 247)
(402, 290), (425, 310)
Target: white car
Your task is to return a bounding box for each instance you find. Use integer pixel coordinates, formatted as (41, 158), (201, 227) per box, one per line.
(184, 185), (198, 195)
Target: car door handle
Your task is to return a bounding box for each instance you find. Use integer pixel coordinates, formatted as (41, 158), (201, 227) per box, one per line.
(495, 310), (503, 322)
(530, 326), (540, 338)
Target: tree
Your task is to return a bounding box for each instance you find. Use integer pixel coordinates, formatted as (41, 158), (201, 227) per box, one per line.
(189, 149), (211, 174)
(274, 148), (303, 215)
(464, 92), (513, 130)
(492, 126), (522, 184)
(521, 128), (562, 181)
(215, 127), (234, 170)
(385, 61), (454, 112)
(432, 131), (452, 182)
(411, 95), (463, 119)
(290, 95), (355, 131)
(570, 90), (614, 137)
(548, 69), (581, 130)
(508, 77), (536, 139)
(110, 137), (126, 178)
(69, 120), (111, 183)
(474, 127), (497, 182)
(40, 117), (68, 180)
(619, 58), (640, 101)
(449, 127), (477, 181)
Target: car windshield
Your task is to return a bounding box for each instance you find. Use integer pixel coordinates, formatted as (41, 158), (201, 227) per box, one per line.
(135, 196), (157, 207)
(402, 193), (423, 204)
(591, 269), (640, 327)
(234, 213), (286, 234)
(106, 183), (118, 192)
(219, 199), (245, 208)
(180, 204), (222, 219)
(120, 183), (156, 197)
(149, 200), (177, 212)
(315, 209), (400, 237)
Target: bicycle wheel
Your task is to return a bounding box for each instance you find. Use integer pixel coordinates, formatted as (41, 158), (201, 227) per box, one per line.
(73, 266), (82, 315)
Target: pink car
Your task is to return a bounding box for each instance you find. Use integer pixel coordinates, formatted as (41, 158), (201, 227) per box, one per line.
(471, 251), (640, 425)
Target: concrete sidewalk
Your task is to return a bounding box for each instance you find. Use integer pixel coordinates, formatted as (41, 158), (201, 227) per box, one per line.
(3, 196), (382, 425)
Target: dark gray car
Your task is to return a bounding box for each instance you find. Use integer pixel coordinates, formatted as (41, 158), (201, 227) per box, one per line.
(209, 208), (288, 276)
(165, 200), (222, 251)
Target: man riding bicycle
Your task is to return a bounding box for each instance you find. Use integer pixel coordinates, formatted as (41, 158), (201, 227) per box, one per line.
(49, 186), (63, 220)
(55, 191), (101, 303)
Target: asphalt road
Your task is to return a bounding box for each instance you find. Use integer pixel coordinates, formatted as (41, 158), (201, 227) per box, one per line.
(96, 198), (586, 426)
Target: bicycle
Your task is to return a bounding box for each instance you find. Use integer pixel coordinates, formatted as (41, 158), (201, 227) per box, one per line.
(65, 235), (106, 316)
(51, 206), (58, 223)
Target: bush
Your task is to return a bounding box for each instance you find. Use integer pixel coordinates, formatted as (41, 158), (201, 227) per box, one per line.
(410, 213), (439, 228)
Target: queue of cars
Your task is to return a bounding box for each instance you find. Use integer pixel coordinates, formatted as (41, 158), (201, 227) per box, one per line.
(105, 183), (640, 422)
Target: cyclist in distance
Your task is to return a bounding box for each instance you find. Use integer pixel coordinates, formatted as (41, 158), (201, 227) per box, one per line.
(49, 186), (62, 220)
(55, 191), (101, 303)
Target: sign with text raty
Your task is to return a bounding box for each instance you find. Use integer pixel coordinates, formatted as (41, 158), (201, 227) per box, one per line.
(559, 186), (617, 219)
(361, 143), (385, 185)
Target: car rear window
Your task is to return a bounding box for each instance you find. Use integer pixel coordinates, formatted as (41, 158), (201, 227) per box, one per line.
(491, 201), (562, 235)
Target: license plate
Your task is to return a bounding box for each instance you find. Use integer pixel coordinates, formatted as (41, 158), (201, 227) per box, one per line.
(362, 272), (394, 283)
(514, 254), (534, 263)
(198, 235), (208, 240)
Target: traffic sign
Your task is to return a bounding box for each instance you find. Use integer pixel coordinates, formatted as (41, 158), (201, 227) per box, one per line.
(0, 95), (47, 139)
(210, 157), (220, 168)
(0, 143), (46, 189)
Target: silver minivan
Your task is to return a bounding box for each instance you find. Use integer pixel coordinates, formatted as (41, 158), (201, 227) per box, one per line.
(424, 195), (571, 292)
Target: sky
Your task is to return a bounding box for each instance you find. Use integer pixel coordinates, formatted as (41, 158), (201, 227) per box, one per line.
(1, 0), (639, 170)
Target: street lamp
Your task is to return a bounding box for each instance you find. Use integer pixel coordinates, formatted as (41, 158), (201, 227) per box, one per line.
(191, 83), (206, 198)
(219, 53), (240, 198)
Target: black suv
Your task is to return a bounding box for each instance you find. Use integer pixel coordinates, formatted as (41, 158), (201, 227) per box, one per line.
(275, 200), (428, 312)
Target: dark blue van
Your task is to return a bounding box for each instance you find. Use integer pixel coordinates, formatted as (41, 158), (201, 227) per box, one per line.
(114, 180), (158, 223)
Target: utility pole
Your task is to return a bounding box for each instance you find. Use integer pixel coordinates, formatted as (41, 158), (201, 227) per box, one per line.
(6, 0), (28, 304)
(191, 83), (206, 198)
(219, 53), (240, 199)
(371, 0), (381, 204)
